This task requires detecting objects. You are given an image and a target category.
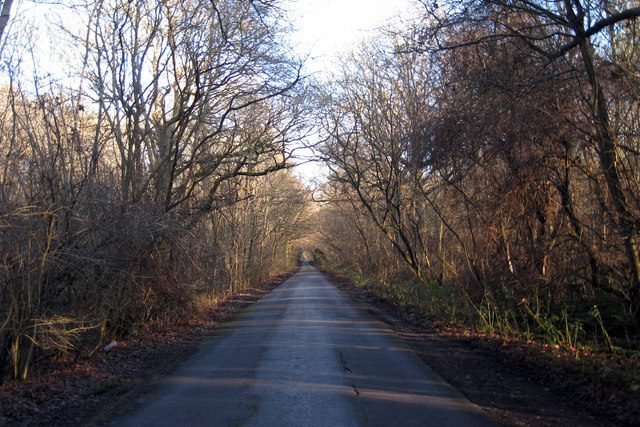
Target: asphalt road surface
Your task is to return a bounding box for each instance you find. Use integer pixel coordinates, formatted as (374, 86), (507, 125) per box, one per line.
(116, 265), (494, 426)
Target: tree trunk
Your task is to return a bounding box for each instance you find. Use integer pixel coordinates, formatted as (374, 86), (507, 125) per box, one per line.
(568, 4), (640, 318)
(0, 0), (14, 51)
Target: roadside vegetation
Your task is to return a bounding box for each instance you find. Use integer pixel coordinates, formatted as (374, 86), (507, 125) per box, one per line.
(0, 0), (310, 382)
(314, 0), (640, 393)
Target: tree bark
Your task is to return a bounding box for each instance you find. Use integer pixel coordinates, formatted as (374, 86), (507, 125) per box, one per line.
(0, 0), (14, 52)
(565, 2), (640, 316)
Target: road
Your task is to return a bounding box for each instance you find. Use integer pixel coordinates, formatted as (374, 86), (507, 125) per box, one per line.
(116, 265), (494, 426)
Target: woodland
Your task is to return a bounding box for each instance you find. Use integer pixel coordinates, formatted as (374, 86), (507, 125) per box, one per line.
(317, 0), (640, 360)
(0, 0), (639, 387)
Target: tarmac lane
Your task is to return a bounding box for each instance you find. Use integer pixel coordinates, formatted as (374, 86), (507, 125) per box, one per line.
(115, 264), (494, 426)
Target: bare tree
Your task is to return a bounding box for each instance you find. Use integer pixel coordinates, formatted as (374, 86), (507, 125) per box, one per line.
(316, 3), (640, 343)
(0, 0), (309, 381)
(415, 0), (640, 320)
(211, 171), (311, 292)
(319, 40), (443, 285)
(85, 0), (302, 212)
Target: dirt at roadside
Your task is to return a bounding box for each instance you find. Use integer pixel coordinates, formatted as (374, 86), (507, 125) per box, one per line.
(327, 271), (637, 427)
(0, 273), (292, 427)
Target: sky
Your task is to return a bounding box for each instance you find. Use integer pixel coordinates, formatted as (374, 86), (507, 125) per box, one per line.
(284, 0), (419, 184)
(285, 0), (418, 78)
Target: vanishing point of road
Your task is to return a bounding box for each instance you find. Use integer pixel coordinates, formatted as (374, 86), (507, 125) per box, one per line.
(116, 265), (494, 426)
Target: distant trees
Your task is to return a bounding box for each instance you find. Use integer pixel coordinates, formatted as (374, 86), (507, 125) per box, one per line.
(317, 0), (640, 342)
(211, 171), (311, 292)
(319, 42), (440, 285)
(0, 0), (308, 381)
